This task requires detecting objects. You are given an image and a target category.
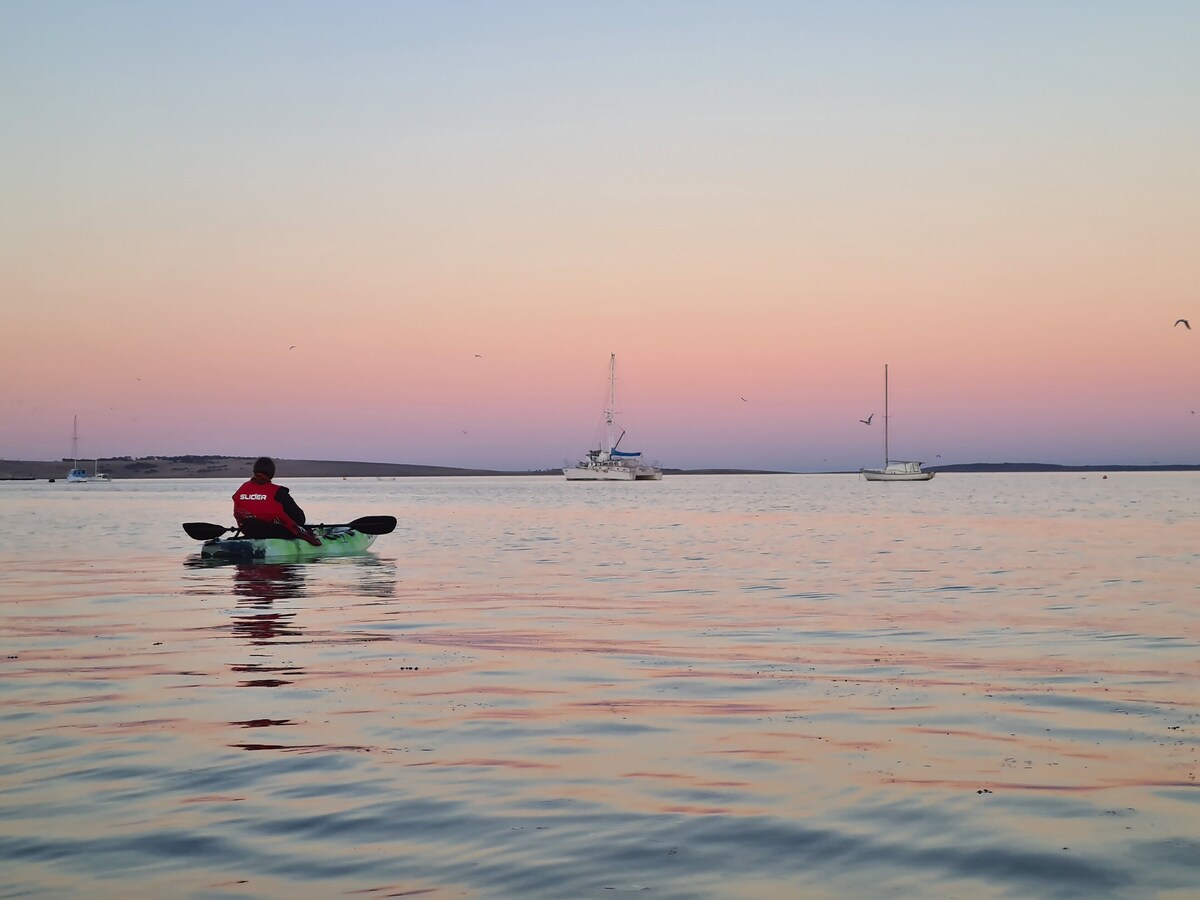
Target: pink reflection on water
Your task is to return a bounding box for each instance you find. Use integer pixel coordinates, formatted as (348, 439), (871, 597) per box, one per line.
(887, 777), (1199, 792)
(344, 886), (437, 897)
(406, 758), (558, 770)
(231, 742), (376, 753)
(416, 686), (559, 697)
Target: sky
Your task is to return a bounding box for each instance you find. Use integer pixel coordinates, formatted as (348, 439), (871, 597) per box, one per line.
(2, 1), (1198, 471)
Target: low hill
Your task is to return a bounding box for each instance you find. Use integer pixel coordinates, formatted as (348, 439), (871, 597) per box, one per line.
(0, 456), (558, 480)
(926, 462), (1200, 473)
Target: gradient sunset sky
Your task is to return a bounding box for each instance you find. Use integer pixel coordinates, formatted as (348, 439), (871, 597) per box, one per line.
(3, 2), (1197, 471)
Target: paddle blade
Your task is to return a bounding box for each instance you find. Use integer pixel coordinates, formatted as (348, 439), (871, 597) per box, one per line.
(183, 522), (230, 541)
(347, 515), (397, 535)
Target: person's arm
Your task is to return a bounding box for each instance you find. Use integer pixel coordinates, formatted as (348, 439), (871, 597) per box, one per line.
(275, 486), (306, 526)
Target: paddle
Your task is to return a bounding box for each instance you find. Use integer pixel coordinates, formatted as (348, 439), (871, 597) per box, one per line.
(315, 515), (397, 535)
(182, 515), (397, 541)
(182, 522), (233, 540)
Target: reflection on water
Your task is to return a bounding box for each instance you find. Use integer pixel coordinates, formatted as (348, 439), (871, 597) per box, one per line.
(347, 554), (400, 599)
(230, 563), (306, 649)
(0, 475), (1196, 898)
(228, 565), (306, 690)
(232, 562), (307, 606)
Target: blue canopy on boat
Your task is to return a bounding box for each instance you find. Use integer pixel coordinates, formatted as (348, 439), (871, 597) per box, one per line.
(611, 449), (642, 458)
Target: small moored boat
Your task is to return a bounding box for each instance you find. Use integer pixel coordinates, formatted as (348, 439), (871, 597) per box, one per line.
(564, 353), (662, 481)
(861, 365), (935, 482)
(64, 417), (111, 483)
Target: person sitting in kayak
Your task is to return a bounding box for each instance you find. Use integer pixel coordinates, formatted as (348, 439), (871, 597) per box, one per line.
(233, 457), (321, 545)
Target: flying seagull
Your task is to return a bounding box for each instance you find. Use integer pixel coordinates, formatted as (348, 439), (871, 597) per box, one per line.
(859, 414), (873, 425)
(1175, 319), (1190, 329)
(289, 345), (297, 350)
(475, 354), (482, 358)
(740, 396), (747, 402)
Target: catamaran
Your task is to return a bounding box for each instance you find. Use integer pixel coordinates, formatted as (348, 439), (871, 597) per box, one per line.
(861, 365), (935, 482)
(564, 354), (662, 481)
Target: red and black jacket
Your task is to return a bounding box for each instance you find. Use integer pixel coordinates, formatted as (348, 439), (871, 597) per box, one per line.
(233, 480), (307, 539)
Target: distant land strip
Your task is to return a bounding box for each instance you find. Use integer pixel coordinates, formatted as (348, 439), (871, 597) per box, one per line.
(927, 462), (1200, 473)
(1, 455), (1197, 480)
(1, 456), (549, 480)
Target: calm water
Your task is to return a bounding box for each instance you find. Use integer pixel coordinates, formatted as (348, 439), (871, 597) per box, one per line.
(1, 474), (1197, 898)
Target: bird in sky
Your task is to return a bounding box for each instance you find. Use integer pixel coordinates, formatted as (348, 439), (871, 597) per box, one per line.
(475, 354), (482, 358)
(740, 396), (747, 402)
(289, 345), (297, 350)
(1174, 319), (1190, 329)
(859, 414), (873, 425)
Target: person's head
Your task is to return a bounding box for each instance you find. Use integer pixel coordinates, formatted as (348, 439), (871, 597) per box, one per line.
(251, 456), (276, 483)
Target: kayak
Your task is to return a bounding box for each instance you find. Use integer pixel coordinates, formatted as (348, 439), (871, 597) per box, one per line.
(199, 525), (377, 561)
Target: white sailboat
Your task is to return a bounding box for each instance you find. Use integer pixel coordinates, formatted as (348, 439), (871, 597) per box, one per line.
(66, 416), (88, 482)
(564, 354), (663, 481)
(65, 416), (110, 483)
(861, 365), (934, 482)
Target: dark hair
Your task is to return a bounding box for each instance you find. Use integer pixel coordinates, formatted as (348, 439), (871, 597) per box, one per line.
(252, 457), (276, 477)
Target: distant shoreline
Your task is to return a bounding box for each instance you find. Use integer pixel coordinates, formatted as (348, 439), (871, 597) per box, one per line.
(1, 455), (1197, 480)
(926, 462), (1200, 473)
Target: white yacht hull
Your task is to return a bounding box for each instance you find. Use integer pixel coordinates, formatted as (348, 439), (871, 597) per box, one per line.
(65, 468), (109, 483)
(861, 469), (934, 482)
(563, 464), (660, 481)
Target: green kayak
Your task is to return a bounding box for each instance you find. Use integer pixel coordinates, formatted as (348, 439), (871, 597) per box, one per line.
(199, 525), (377, 561)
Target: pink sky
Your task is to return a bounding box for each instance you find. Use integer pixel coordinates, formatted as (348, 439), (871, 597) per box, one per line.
(2, 3), (1197, 470)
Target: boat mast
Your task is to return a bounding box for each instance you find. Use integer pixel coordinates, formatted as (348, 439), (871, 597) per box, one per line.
(883, 365), (889, 468)
(72, 415), (79, 466)
(604, 353), (616, 455)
